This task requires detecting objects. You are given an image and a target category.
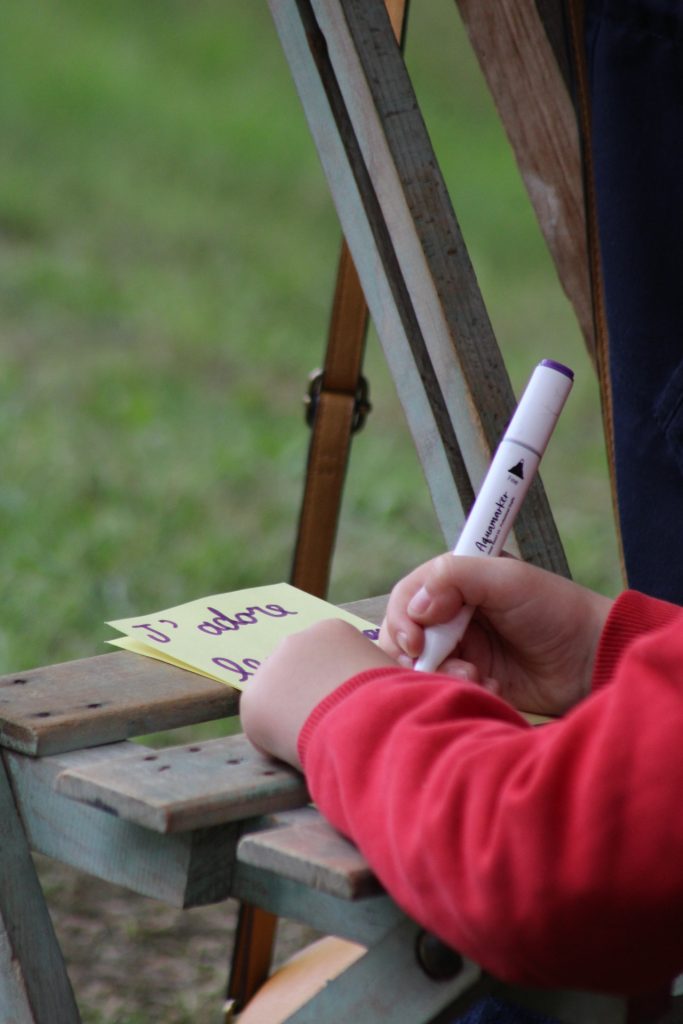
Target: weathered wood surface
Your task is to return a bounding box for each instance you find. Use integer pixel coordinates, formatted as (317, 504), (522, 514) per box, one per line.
(0, 595), (387, 757)
(276, 917), (482, 1024)
(232, 858), (403, 949)
(270, 0), (473, 544)
(5, 744), (238, 907)
(0, 650), (235, 756)
(55, 733), (309, 833)
(271, 0), (569, 577)
(237, 807), (381, 901)
(342, 594), (387, 626)
(455, 0), (594, 356)
(0, 754), (81, 1024)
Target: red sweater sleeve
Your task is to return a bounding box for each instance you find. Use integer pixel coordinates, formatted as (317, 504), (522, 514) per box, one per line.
(298, 590), (683, 993)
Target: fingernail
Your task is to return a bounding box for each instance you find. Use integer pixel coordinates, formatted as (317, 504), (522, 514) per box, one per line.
(397, 654), (414, 669)
(408, 586), (431, 617)
(396, 631), (410, 655)
(453, 665), (474, 680)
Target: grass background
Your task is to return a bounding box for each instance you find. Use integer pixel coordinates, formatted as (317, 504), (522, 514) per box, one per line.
(1, 3), (625, 1022)
(0, 0), (621, 680)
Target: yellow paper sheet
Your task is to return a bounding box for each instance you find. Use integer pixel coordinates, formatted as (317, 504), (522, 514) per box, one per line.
(106, 583), (379, 690)
(106, 635), (229, 682)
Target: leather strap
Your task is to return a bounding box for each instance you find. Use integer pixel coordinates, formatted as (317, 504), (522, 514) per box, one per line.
(290, 239), (370, 597)
(225, 904), (277, 1014)
(290, 0), (410, 599)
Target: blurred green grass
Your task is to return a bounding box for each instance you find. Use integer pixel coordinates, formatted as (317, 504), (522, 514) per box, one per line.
(0, 0), (621, 676)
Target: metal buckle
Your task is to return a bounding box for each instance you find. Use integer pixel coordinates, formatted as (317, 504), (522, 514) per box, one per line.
(304, 369), (372, 434)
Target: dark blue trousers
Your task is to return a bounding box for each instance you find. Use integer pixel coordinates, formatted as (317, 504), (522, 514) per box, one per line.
(451, 996), (558, 1024)
(587, 0), (683, 603)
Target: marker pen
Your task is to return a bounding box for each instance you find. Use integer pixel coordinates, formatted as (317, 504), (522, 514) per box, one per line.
(414, 359), (573, 673)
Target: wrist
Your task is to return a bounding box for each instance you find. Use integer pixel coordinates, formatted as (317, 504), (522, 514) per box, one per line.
(298, 667), (399, 770)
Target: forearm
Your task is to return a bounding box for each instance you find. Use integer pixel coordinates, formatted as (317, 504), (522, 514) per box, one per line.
(300, 593), (683, 993)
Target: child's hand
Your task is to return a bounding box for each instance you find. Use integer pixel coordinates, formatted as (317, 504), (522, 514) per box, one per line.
(379, 555), (613, 716)
(240, 618), (395, 769)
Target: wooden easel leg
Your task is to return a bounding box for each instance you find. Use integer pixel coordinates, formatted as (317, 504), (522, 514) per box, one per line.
(225, 902), (278, 1012)
(0, 753), (81, 1023)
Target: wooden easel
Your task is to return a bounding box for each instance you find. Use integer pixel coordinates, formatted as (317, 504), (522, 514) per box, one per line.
(269, 0), (577, 578)
(228, 0), (578, 1012)
(228, 1), (670, 1021)
(0, 5), (671, 1021)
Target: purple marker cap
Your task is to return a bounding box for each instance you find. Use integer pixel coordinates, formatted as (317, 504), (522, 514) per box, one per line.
(541, 358), (574, 380)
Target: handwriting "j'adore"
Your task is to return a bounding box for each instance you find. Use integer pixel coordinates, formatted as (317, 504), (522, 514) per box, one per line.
(197, 604), (297, 636)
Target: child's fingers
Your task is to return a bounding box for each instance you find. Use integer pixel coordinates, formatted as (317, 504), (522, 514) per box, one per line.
(380, 555), (476, 659)
(378, 614), (423, 660)
(379, 564), (431, 659)
(403, 553), (470, 624)
(381, 553), (524, 661)
(438, 657), (481, 682)
(407, 553), (530, 624)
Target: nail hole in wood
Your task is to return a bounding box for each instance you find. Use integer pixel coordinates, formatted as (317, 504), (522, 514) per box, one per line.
(143, 755), (158, 761)
(226, 758), (242, 765)
(157, 765), (171, 772)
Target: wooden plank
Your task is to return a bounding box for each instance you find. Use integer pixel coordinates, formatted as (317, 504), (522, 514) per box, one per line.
(0, 650), (236, 756)
(0, 597), (384, 757)
(232, 859), (403, 948)
(269, 0), (475, 543)
(326, 0), (568, 572)
(344, 594), (386, 626)
(0, 754), (81, 1024)
(281, 917), (482, 1024)
(455, 0), (594, 356)
(237, 807), (381, 901)
(5, 745), (238, 907)
(278, 921), (631, 1024)
(55, 734), (309, 833)
(275, 0), (568, 574)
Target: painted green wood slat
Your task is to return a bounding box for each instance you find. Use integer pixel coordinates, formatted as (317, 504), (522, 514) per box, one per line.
(268, 0), (474, 542)
(312, 0), (511, 459)
(231, 858), (403, 949)
(236, 806), (381, 901)
(5, 746), (238, 908)
(55, 733), (309, 833)
(280, 930), (632, 1024)
(307, 0), (569, 574)
(274, 0), (569, 577)
(0, 753), (81, 1024)
(280, 917), (482, 1024)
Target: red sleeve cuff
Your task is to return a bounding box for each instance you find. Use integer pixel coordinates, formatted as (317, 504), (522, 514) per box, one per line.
(297, 666), (407, 770)
(592, 589), (683, 691)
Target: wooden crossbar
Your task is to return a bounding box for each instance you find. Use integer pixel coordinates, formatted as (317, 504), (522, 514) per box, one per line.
(269, 0), (569, 574)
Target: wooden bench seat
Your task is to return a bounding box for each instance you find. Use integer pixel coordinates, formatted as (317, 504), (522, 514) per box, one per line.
(54, 733), (308, 833)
